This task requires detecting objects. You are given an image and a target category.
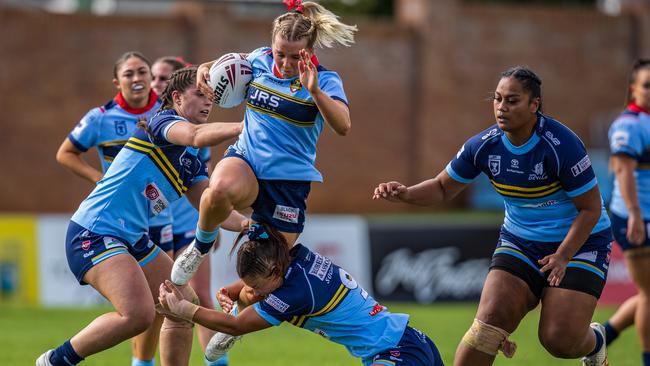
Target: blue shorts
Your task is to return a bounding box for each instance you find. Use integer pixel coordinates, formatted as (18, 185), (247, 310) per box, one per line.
(490, 227), (612, 299)
(611, 213), (650, 251)
(173, 230), (195, 253)
(66, 221), (161, 284)
(149, 223), (173, 252)
(224, 148), (310, 233)
(363, 326), (444, 366)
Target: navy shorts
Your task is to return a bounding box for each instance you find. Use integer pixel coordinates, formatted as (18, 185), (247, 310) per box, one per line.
(364, 326), (444, 366)
(490, 227), (612, 299)
(149, 223), (173, 252)
(173, 230), (195, 253)
(66, 221), (161, 284)
(224, 148), (311, 233)
(611, 213), (650, 251)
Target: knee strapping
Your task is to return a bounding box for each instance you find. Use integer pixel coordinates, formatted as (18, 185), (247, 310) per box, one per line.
(461, 318), (517, 358)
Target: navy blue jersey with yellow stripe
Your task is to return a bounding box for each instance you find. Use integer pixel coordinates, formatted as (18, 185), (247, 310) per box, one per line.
(231, 47), (348, 182)
(253, 244), (409, 359)
(446, 114), (610, 242)
(70, 109), (208, 245)
(609, 107), (650, 219)
(67, 91), (171, 227)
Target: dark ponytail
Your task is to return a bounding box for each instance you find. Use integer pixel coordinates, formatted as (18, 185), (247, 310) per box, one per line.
(231, 223), (291, 280)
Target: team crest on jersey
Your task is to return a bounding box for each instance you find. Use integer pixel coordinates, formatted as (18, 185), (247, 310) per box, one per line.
(289, 79), (302, 93)
(488, 155), (501, 176)
(114, 120), (127, 136)
(528, 162), (547, 180)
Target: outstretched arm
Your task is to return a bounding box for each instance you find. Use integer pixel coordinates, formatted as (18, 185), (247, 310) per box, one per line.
(372, 169), (467, 206)
(165, 120), (242, 148)
(159, 280), (271, 336)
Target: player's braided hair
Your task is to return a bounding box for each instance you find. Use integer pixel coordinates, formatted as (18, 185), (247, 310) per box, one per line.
(159, 67), (197, 110)
(232, 223), (292, 281)
(272, 1), (357, 49)
(626, 58), (650, 105)
(137, 67), (197, 134)
(501, 66), (543, 113)
(113, 51), (151, 79)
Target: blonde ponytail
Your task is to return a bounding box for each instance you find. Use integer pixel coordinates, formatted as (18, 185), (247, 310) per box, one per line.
(272, 1), (357, 49)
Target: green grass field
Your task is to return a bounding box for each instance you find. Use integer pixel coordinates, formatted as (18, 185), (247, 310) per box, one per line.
(0, 302), (638, 365)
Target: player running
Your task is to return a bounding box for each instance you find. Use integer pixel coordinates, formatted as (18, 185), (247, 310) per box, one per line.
(374, 67), (612, 366)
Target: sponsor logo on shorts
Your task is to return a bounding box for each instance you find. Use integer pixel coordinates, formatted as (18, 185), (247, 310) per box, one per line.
(103, 237), (126, 250)
(83, 250), (95, 258)
(573, 250), (597, 263)
(81, 240), (91, 251)
(264, 294), (289, 313)
(273, 205), (299, 224)
(160, 224), (173, 244)
(390, 350), (401, 358)
(309, 254), (332, 281)
(571, 155), (592, 177)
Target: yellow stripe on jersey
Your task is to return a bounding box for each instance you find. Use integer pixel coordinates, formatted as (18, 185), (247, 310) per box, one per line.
(104, 156), (114, 163)
(310, 285), (349, 317)
(638, 163), (650, 170)
(99, 140), (128, 147)
(490, 180), (562, 198)
(125, 138), (187, 196)
(246, 103), (315, 127)
(250, 82), (316, 107)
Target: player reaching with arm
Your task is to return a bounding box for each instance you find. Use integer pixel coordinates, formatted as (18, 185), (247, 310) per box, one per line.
(36, 67), (244, 366)
(374, 67), (612, 366)
(160, 223), (445, 366)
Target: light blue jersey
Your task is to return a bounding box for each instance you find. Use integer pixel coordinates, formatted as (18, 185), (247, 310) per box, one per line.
(170, 148), (211, 234)
(447, 114), (610, 242)
(231, 47), (348, 182)
(71, 109), (209, 245)
(609, 106), (650, 219)
(67, 91), (172, 227)
(254, 244), (409, 359)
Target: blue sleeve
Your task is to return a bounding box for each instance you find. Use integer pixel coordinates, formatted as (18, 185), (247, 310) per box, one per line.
(253, 280), (313, 324)
(245, 47), (270, 64)
(190, 159), (209, 185)
(318, 72), (348, 106)
(68, 107), (102, 152)
(198, 147), (211, 163)
(446, 137), (482, 184)
(557, 132), (598, 197)
(609, 118), (643, 159)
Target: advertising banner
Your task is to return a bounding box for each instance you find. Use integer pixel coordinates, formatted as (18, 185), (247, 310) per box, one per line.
(369, 224), (499, 303)
(0, 215), (38, 304)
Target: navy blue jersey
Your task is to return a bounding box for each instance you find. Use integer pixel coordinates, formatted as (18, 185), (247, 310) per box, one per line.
(254, 244), (409, 359)
(447, 114), (610, 242)
(609, 106), (650, 219)
(71, 109), (208, 245)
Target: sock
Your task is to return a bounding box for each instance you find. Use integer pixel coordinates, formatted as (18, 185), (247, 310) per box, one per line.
(205, 353), (229, 366)
(50, 340), (84, 366)
(194, 226), (219, 254)
(132, 357), (155, 366)
(603, 321), (619, 345)
(643, 351), (650, 366)
(587, 327), (604, 357)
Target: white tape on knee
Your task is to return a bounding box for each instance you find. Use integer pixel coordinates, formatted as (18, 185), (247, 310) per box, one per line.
(461, 318), (517, 358)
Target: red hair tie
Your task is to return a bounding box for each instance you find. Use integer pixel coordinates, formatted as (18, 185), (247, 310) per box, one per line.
(283, 0), (304, 14)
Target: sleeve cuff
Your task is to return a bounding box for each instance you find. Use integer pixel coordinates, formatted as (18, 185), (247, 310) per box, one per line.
(565, 177), (597, 197)
(446, 163), (474, 184)
(253, 303), (281, 326)
(162, 120), (182, 143)
(68, 135), (89, 152)
(330, 96), (349, 107)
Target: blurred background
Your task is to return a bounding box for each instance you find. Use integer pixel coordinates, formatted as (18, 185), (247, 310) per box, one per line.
(1, 0), (649, 364)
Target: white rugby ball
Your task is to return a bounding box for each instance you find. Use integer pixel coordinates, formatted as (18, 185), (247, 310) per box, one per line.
(208, 53), (253, 108)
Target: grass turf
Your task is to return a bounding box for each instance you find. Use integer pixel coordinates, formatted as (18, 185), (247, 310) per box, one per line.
(0, 302), (639, 365)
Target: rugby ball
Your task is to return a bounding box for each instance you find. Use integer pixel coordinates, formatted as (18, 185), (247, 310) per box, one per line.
(208, 53), (253, 108)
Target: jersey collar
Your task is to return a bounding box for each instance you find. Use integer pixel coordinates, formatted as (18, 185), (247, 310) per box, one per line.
(273, 54), (319, 79)
(114, 90), (159, 114)
(627, 102), (650, 115)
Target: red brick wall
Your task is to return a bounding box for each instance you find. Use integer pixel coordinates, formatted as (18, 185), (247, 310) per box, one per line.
(0, 2), (642, 213)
